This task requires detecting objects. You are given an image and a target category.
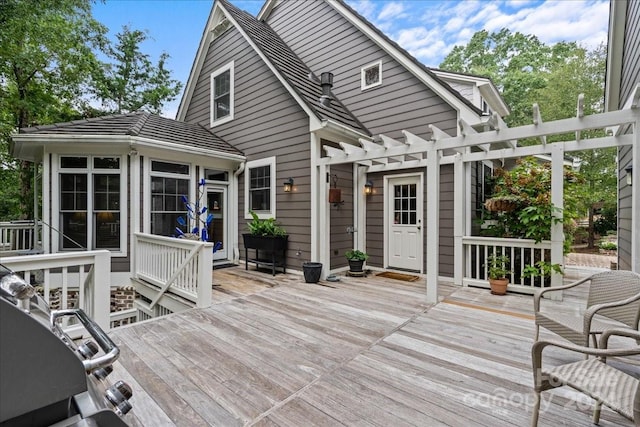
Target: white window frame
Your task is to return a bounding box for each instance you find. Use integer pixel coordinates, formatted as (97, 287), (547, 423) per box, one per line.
(147, 159), (192, 237)
(244, 157), (276, 219)
(210, 61), (235, 127)
(52, 154), (127, 256)
(361, 60), (382, 90)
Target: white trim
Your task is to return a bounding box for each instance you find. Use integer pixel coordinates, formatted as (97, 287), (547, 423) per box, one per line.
(244, 156), (277, 219)
(361, 60), (382, 90)
(210, 61), (235, 127)
(52, 154), (127, 257)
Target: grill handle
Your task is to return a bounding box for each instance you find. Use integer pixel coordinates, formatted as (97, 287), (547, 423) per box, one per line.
(50, 308), (120, 373)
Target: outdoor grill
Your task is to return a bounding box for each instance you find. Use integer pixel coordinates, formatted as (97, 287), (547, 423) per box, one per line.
(0, 264), (132, 426)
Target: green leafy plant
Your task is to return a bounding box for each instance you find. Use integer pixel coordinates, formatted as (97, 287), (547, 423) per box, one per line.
(485, 254), (511, 279)
(246, 211), (287, 237)
(345, 249), (369, 261)
(522, 261), (563, 279)
(598, 241), (617, 251)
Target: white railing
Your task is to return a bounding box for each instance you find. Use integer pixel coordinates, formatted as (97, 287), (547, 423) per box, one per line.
(0, 220), (40, 254)
(1, 251), (112, 333)
(133, 233), (213, 308)
(462, 236), (555, 294)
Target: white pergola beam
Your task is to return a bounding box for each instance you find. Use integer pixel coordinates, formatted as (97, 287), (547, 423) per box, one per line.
(359, 138), (384, 152)
(429, 124), (451, 141)
(323, 146), (344, 158)
(338, 141), (364, 156)
(532, 103), (547, 145)
(379, 134), (405, 148)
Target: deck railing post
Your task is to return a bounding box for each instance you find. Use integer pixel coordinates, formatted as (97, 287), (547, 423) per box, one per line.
(92, 250), (112, 331)
(196, 242), (213, 308)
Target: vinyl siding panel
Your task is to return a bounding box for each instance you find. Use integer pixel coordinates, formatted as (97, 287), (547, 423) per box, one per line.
(182, 25), (313, 271)
(617, 1), (640, 271)
(268, 0), (459, 276)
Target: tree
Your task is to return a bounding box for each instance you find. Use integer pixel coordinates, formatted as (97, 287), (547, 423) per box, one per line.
(0, 0), (107, 219)
(91, 26), (182, 114)
(441, 30), (614, 249)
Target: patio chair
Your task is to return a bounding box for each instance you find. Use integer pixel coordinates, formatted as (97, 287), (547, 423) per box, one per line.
(531, 328), (640, 426)
(534, 270), (640, 347)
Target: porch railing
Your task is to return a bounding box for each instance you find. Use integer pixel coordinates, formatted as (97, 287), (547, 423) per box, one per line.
(0, 220), (41, 254)
(1, 250), (112, 334)
(462, 236), (556, 295)
(132, 233), (213, 308)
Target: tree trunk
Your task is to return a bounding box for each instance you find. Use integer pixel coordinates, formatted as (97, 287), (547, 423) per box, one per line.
(587, 206), (595, 249)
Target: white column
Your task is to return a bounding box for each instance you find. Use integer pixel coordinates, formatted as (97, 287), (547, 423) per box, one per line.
(92, 250), (112, 331)
(550, 144), (565, 292)
(42, 152), (50, 253)
(453, 153), (464, 286)
(129, 150), (140, 274)
(632, 119), (640, 272)
(426, 149), (440, 303)
(317, 163), (329, 278)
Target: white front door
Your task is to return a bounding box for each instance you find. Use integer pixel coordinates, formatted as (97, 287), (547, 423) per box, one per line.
(206, 187), (227, 261)
(387, 175), (423, 271)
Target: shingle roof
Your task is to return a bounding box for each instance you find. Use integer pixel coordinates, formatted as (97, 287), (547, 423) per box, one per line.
(219, 0), (371, 136)
(19, 112), (244, 156)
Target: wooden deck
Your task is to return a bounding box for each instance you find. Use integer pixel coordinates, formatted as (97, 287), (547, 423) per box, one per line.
(110, 266), (636, 426)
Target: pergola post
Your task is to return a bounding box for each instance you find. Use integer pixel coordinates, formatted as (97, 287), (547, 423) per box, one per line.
(426, 148), (440, 303)
(550, 144), (565, 295)
(632, 118), (640, 272)
(317, 163), (329, 278)
(453, 153), (464, 286)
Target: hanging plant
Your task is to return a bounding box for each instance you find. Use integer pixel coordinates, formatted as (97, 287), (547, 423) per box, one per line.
(484, 195), (524, 212)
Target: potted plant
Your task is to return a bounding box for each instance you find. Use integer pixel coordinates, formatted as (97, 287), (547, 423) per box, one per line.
(345, 249), (368, 273)
(485, 254), (511, 295)
(242, 211), (288, 275)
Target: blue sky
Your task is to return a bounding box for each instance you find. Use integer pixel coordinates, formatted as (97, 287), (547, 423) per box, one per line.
(92, 0), (609, 118)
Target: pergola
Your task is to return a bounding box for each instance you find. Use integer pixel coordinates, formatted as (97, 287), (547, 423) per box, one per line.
(315, 90), (640, 303)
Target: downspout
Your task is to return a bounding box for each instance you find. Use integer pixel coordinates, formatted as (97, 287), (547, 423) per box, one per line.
(232, 162), (245, 263)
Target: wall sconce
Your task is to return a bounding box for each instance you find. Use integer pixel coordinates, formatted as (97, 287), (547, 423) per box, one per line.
(283, 177), (294, 193)
(364, 180), (374, 196)
(626, 165), (633, 186)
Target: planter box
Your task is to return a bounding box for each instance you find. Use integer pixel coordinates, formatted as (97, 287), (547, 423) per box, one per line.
(242, 234), (288, 276)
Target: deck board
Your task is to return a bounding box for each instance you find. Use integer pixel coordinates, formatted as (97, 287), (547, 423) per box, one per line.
(110, 267), (635, 426)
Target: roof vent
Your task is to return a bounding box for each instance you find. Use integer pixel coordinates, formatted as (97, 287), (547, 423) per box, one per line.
(319, 72), (333, 108)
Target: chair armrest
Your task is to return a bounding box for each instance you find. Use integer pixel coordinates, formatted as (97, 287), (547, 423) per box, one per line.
(583, 292), (640, 334)
(534, 276), (591, 312)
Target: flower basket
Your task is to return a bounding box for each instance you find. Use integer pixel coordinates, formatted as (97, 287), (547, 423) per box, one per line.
(484, 197), (519, 212)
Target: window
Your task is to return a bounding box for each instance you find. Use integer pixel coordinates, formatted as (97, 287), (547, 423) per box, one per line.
(150, 160), (190, 237)
(210, 61), (234, 126)
(245, 157), (276, 218)
(58, 156), (123, 252)
(361, 60), (382, 90)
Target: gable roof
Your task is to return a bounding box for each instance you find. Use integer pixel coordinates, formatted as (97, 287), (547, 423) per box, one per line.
(12, 112), (244, 161)
(259, 0), (500, 125)
(177, 0), (370, 137)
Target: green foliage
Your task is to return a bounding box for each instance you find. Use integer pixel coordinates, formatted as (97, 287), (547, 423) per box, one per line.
(598, 241), (617, 251)
(91, 25), (182, 114)
(522, 261), (563, 279)
(246, 211), (287, 237)
(345, 249), (369, 261)
(483, 157), (581, 252)
(484, 254), (511, 279)
(594, 204), (617, 235)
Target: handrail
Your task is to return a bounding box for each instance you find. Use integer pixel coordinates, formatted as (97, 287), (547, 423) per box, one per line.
(149, 244), (201, 309)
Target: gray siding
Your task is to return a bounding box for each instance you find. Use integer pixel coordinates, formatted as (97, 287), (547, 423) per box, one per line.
(267, 0), (459, 276)
(364, 165), (454, 276)
(267, 0), (458, 140)
(618, 0), (640, 270)
(329, 163), (354, 269)
(182, 25), (313, 270)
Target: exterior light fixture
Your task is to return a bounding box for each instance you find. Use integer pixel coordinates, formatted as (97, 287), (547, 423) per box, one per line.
(364, 180), (374, 195)
(283, 177), (294, 192)
(626, 165), (633, 186)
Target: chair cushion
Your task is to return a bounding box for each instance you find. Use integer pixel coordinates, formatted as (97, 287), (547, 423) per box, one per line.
(545, 358), (638, 421)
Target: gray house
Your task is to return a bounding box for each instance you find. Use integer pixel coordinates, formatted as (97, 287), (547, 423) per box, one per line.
(606, 0), (640, 272)
(177, 0), (507, 279)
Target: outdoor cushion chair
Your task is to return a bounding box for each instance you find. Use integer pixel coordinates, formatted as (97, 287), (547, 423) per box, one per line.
(534, 270), (640, 347)
(531, 328), (640, 426)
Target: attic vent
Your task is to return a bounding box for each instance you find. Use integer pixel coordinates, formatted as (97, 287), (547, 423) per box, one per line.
(211, 17), (231, 39)
(319, 72), (334, 108)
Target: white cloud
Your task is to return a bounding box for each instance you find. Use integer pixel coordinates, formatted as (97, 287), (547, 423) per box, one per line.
(378, 2), (406, 21)
(348, 0), (377, 21)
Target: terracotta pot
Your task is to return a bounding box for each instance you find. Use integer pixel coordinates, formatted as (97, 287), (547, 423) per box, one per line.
(489, 278), (509, 295)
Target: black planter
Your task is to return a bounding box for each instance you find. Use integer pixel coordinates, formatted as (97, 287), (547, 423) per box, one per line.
(302, 262), (322, 283)
(242, 234), (288, 275)
(348, 259), (365, 273)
